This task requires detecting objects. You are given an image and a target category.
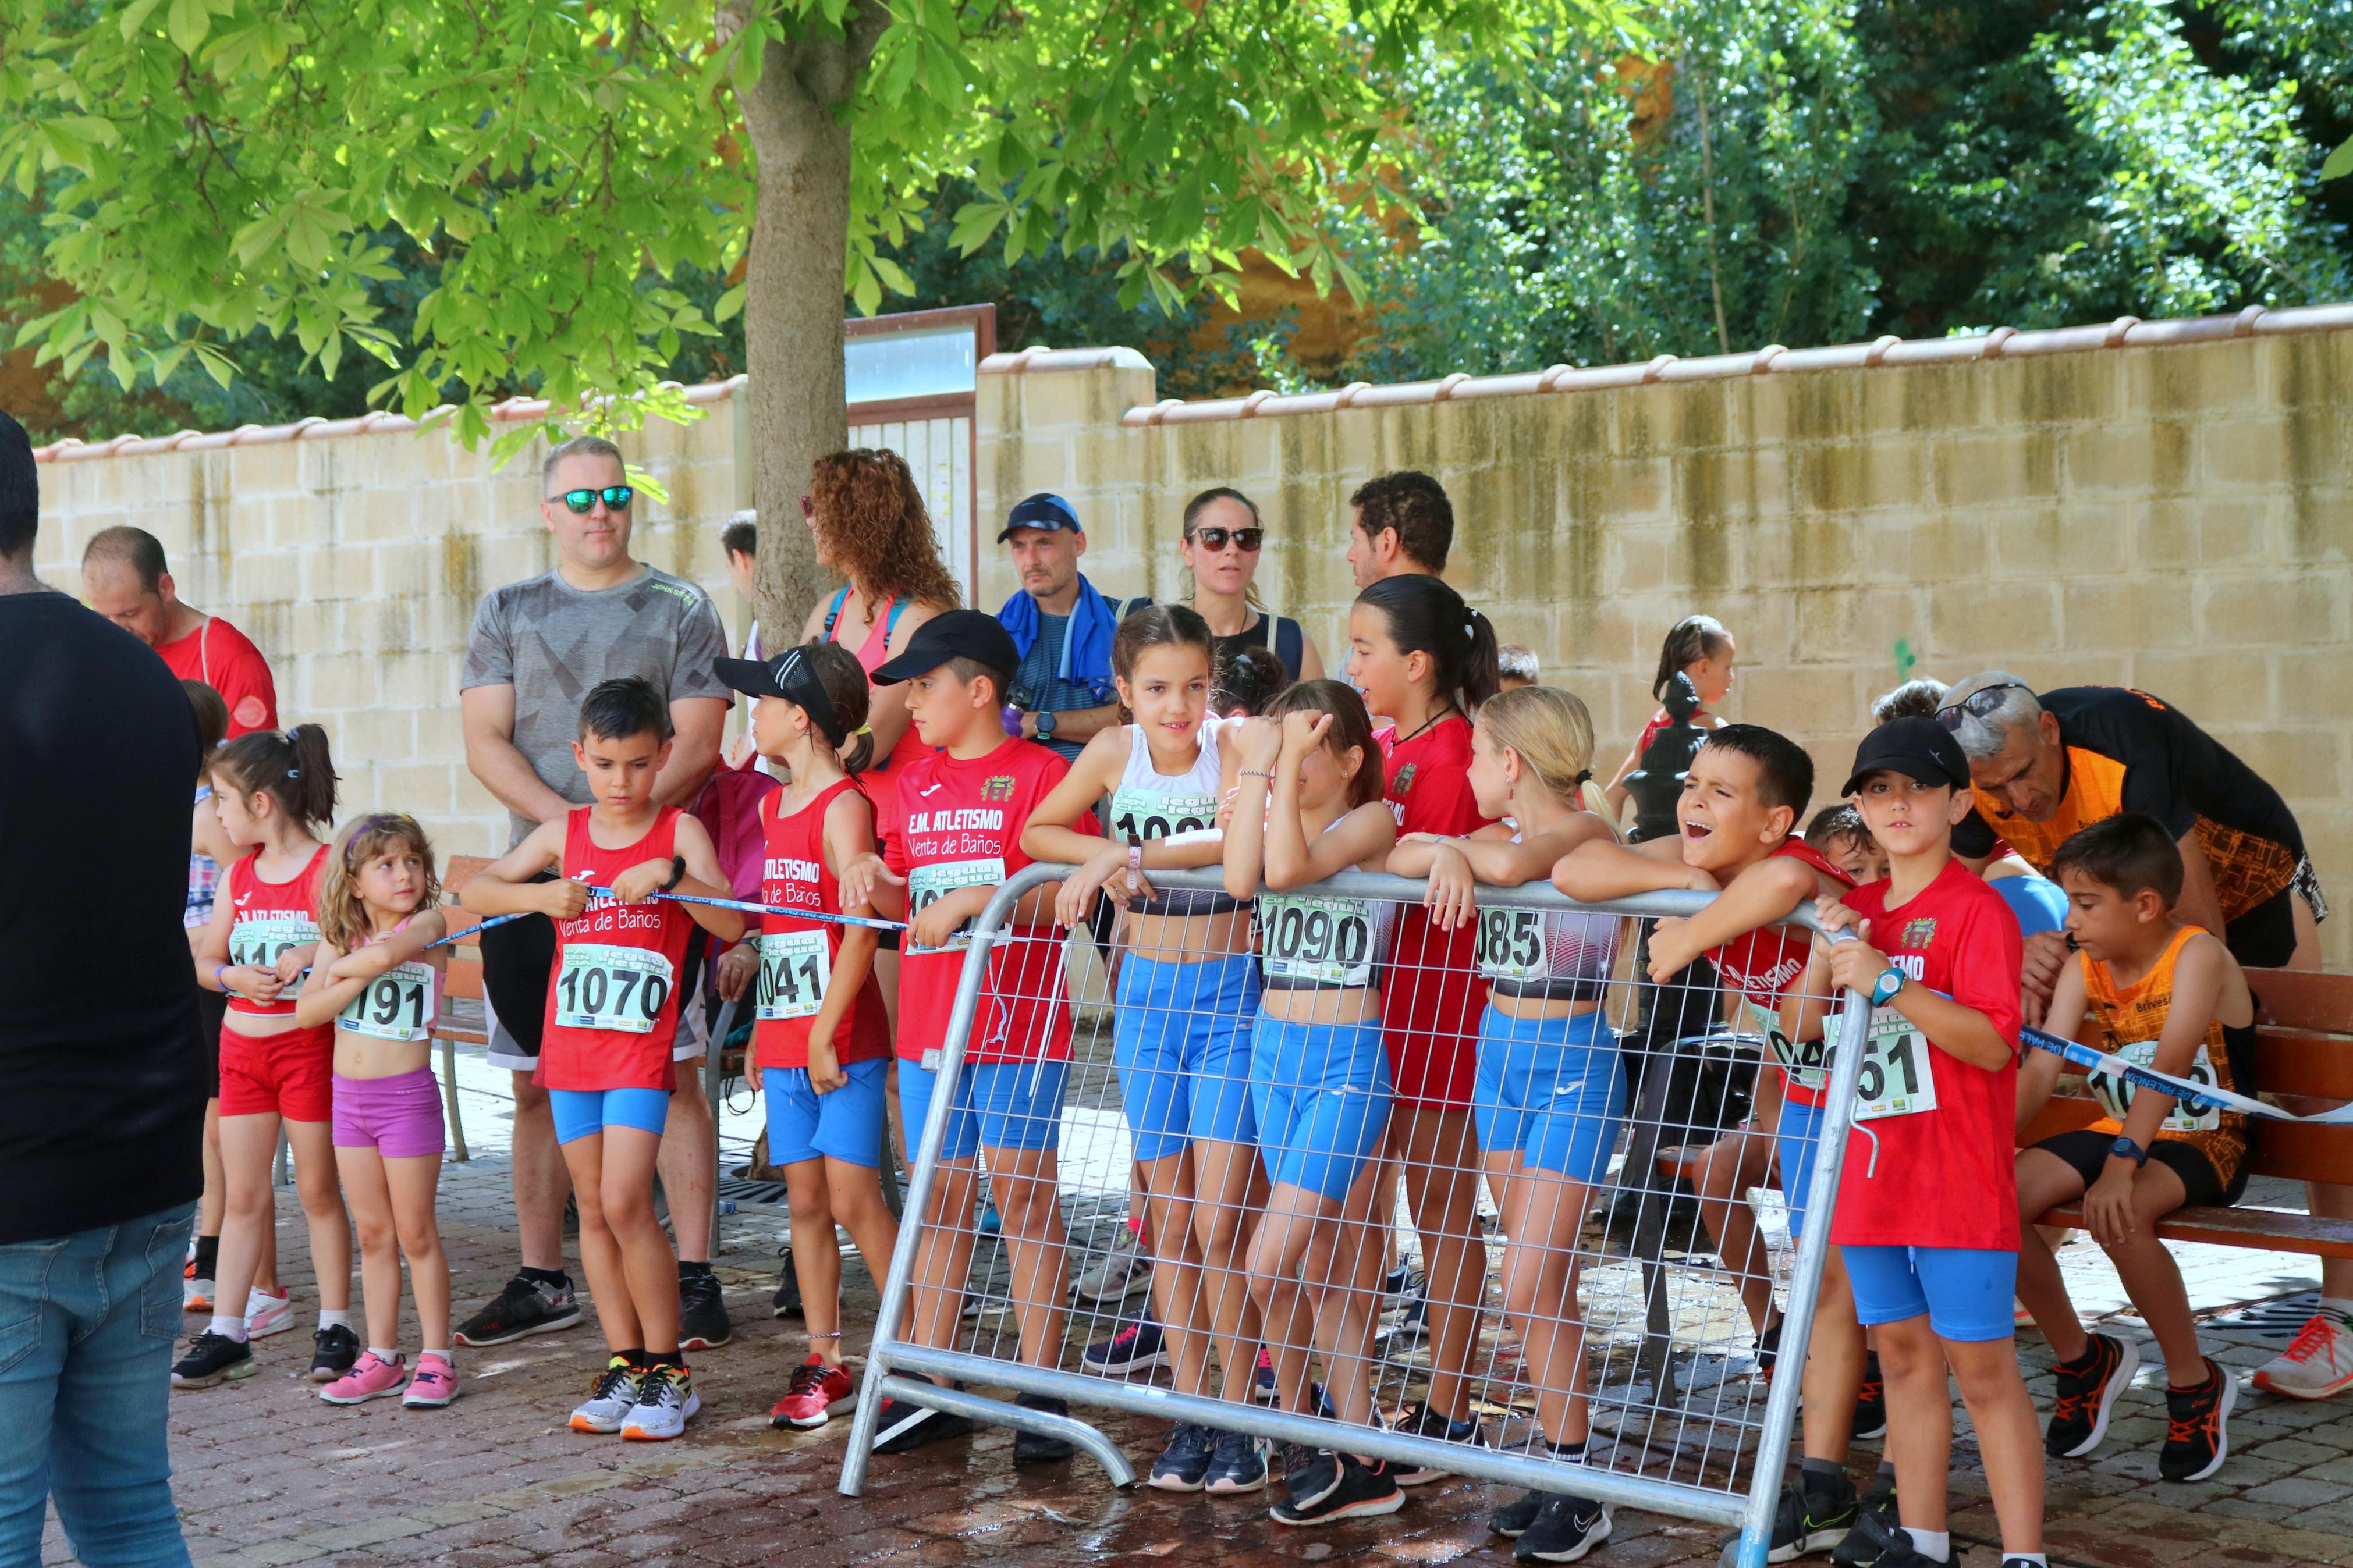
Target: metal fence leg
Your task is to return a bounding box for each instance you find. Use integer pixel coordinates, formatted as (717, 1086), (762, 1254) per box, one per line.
(706, 995), (737, 1256)
(272, 1126), (290, 1189)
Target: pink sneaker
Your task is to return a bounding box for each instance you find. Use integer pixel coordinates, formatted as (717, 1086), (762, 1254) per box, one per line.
(320, 1350), (407, 1405)
(403, 1353), (458, 1409)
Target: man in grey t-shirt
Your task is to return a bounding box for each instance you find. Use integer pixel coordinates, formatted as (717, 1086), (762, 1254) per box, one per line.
(453, 435), (737, 1350)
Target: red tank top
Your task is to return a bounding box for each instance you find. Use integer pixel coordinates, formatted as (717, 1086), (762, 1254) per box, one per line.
(1706, 838), (1854, 1108)
(225, 844), (330, 1019)
(537, 807), (697, 1093)
(830, 592), (933, 778)
(754, 780), (892, 1071)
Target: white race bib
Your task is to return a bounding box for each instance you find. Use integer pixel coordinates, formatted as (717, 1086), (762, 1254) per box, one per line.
(553, 944), (675, 1034)
(1851, 1002), (1938, 1121)
(1749, 999), (1829, 1093)
(1109, 789), (1218, 845)
(1476, 905), (1550, 984)
(339, 961), (435, 1041)
(2085, 1040), (2221, 1133)
(755, 929), (834, 1022)
(1259, 894), (1376, 987)
(229, 915), (318, 998)
(907, 858), (1005, 954)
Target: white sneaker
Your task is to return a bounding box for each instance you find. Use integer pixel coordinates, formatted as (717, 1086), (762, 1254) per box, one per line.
(2256, 1312), (2353, 1400)
(1072, 1229), (1151, 1304)
(620, 1363), (700, 1441)
(570, 1356), (643, 1434)
(245, 1287), (294, 1339)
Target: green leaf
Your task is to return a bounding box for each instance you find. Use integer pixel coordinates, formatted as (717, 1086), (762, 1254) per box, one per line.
(167, 0), (211, 55)
(2325, 134), (2353, 182)
(713, 283), (746, 323)
(119, 0), (166, 40)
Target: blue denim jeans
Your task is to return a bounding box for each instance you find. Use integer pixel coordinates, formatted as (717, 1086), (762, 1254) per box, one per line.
(0, 1203), (195, 1568)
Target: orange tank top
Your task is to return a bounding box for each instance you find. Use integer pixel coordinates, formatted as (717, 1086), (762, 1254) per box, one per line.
(2079, 925), (2253, 1167)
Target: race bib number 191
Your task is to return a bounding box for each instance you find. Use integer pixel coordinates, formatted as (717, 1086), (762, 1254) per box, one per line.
(555, 944), (675, 1034)
(339, 961), (434, 1041)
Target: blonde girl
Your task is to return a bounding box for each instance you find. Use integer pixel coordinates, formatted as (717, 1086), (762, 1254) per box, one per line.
(296, 815), (456, 1409)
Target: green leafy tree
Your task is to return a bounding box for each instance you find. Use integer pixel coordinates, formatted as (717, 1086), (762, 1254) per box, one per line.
(0, 0), (1628, 624)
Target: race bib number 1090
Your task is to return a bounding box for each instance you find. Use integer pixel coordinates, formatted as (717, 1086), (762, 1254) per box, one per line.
(1259, 895), (1375, 987)
(555, 944), (675, 1034)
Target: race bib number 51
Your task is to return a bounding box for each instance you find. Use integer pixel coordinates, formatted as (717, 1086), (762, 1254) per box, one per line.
(340, 961), (435, 1041)
(555, 944), (675, 1034)
(1852, 1003), (1938, 1122)
(1260, 895), (1375, 987)
(756, 930), (833, 1022)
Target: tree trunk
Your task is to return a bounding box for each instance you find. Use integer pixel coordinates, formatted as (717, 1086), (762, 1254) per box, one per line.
(735, 13), (886, 641)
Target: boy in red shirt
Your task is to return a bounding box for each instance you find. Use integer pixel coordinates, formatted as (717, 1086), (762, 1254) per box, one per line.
(841, 611), (1091, 1464)
(1815, 719), (2046, 1568)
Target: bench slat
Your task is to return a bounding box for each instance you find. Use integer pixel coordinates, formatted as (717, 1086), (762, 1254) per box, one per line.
(2041, 1201), (2353, 1259)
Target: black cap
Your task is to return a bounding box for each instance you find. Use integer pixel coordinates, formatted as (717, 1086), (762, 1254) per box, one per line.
(1841, 717), (1971, 798)
(871, 609), (1020, 687)
(714, 645), (842, 743)
(995, 492), (1081, 543)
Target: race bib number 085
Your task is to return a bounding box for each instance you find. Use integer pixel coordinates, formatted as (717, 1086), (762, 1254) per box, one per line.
(1260, 895), (1375, 987)
(2086, 1041), (2221, 1133)
(1477, 906), (1550, 984)
(907, 858), (1005, 954)
(755, 930), (833, 1022)
(555, 944), (675, 1034)
(339, 961), (434, 1041)
(229, 916), (317, 998)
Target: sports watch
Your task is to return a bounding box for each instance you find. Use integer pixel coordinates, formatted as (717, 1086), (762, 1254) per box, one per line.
(2110, 1136), (2150, 1167)
(1869, 967), (1906, 1007)
(1034, 710), (1059, 741)
(662, 855), (687, 892)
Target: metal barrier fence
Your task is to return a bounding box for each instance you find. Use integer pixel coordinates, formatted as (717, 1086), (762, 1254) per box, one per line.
(837, 864), (1872, 1568)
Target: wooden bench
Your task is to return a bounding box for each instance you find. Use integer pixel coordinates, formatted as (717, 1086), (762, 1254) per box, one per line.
(2025, 966), (2353, 1257)
(428, 855), (496, 1162)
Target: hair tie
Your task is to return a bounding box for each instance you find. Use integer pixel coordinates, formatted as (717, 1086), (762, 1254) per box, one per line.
(1574, 769), (1592, 787)
(286, 768), (300, 778)
(1463, 620), (1475, 639)
(282, 729), (299, 745)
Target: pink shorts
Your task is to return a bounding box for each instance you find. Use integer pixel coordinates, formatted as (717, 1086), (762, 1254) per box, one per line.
(332, 1068), (447, 1160)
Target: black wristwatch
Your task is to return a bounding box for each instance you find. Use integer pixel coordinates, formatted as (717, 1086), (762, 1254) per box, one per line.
(2109, 1135), (2149, 1167)
(1034, 710), (1058, 741)
(662, 855), (687, 892)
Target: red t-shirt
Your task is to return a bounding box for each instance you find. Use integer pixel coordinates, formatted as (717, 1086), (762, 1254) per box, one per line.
(881, 739), (1092, 1067)
(158, 616), (278, 737)
(223, 844), (328, 1019)
(753, 780), (891, 1072)
(1379, 715), (1496, 1100)
(537, 807), (696, 1093)
(1829, 858), (2025, 1251)
(1707, 839), (1854, 1110)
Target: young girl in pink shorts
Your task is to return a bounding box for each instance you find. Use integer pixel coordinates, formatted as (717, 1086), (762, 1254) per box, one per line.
(297, 813), (456, 1408)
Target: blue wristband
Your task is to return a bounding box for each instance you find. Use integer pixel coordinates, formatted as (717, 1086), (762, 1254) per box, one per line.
(212, 964), (229, 993)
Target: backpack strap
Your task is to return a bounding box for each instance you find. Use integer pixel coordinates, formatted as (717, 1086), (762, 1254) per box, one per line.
(821, 585), (850, 641)
(1273, 615), (1304, 682)
(883, 596), (908, 642)
(1115, 595), (1153, 621)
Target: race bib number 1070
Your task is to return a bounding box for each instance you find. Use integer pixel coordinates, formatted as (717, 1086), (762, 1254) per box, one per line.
(554, 944), (675, 1034)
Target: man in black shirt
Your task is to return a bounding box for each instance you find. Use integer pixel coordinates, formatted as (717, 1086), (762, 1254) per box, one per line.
(0, 410), (205, 1566)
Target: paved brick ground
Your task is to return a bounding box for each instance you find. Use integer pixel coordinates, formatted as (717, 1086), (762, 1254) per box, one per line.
(45, 1055), (2353, 1568)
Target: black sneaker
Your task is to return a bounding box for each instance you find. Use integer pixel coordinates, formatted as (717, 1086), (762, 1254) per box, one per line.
(1270, 1449), (1405, 1526)
(1013, 1392), (1076, 1463)
(1377, 1290), (1429, 1353)
(678, 1271), (733, 1350)
(454, 1272), (583, 1347)
(1205, 1427), (1270, 1494)
(1726, 1474), (1857, 1563)
(2159, 1359), (2236, 1482)
(1148, 1421), (1215, 1491)
(171, 1330), (257, 1389)
(1845, 1516), (1940, 1568)
(1829, 1481), (1901, 1567)
(771, 1246), (803, 1319)
(872, 1391), (975, 1453)
(1491, 1488), (1548, 1538)
(2045, 1332), (2138, 1459)
(1515, 1494), (1610, 1564)
(308, 1323), (361, 1382)
(1755, 1315), (1784, 1383)
(1392, 1399), (1490, 1485)
(1852, 1353), (1886, 1442)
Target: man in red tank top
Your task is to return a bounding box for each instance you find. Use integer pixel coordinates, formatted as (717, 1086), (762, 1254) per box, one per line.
(1554, 724), (1883, 1562)
(463, 678), (745, 1444)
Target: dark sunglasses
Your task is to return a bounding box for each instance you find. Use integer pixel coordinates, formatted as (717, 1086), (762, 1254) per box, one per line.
(1934, 680), (2032, 731)
(1189, 525), (1264, 553)
(549, 485), (633, 514)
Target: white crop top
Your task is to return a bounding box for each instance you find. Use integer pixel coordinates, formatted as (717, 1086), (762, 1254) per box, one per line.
(1107, 723), (1240, 918)
(1475, 833), (1621, 1002)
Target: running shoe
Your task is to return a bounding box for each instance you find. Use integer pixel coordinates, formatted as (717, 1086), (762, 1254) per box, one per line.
(570, 1356), (643, 1434)
(1725, 1473), (1857, 1563)
(771, 1246), (803, 1319)
(872, 1392), (975, 1453)
(621, 1362), (700, 1441)
(171, 1330), (257, 1389)
(320, 1350), (407, 1405)
(1270, 1449), (1405, 1526)
(183, 1256), (213, 1315)
(678, 1271), (733, 1350)
(1829, 1473), (1899, 1567)
(1376, 1290), (1429, 1355)
(1148, 1421), (1215, 1492)
(1082, 1314), (1167, 1375)
(456, 1272), (583, 1347)
(1852, 1352), (1887, 1442)
(403, 1353), (458, 1409)
(1205, 1428), (1270, 1494)
(1382, 1259), (1425, 1313)
(770, 1356), (855, 1430)
(309, 1324), (361, 1382)
(2044, 1332), (2139, 1459)
(1073, 1227), (1152, 1304)
(245, 1286), (294, 1339)
(2255, 1310), (2353, 1400)
(1844, 1518), (1942, 1568)
(1013, 1392), (1076, 1463)
(2160, 1359), (2236, 1482)
(1515, 1495), (1610, 1564)
(1492, 1488), (1547, 1538)
(1392, 1400), (1490, 1485)
(1754, 1315), (1783, 1383)
(1254, 1345), (1280, 1402)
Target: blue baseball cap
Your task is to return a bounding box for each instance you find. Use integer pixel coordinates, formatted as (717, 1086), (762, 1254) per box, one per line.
(997, 492), (1082, 543)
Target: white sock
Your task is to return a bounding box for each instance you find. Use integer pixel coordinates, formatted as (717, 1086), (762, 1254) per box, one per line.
(207, 1314), (250, 1344)
(318, 1309), (353, 1331)
(368, 1346), (399, 1361)
(2003, 1554), (2049, 1567)
(1903, 1528), (1950, 1562)
(421, 1347), (453, 1363)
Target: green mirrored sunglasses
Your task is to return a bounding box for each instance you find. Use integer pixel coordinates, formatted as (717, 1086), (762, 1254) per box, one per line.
(550, 485), (634, 514)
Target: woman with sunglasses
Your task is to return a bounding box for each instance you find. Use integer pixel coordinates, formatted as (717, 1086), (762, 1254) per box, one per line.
(1180, 488), (1325, 685)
